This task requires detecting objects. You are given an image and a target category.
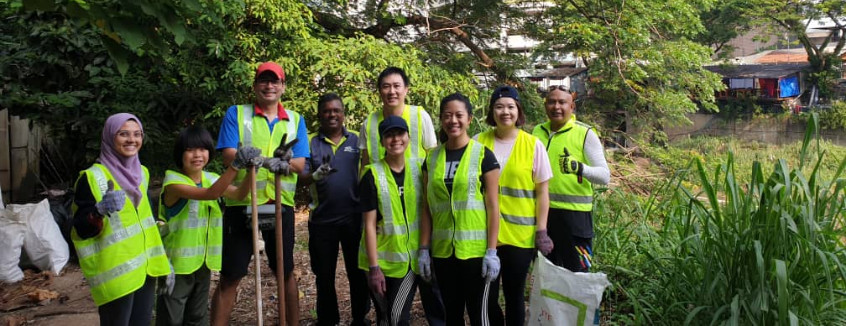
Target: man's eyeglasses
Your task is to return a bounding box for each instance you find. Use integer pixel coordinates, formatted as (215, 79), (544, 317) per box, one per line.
(116, 130), (144, 139)
(256, 79), (284, 86)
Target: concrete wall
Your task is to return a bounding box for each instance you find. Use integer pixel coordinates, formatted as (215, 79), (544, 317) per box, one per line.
(665, 113), (846, 146)
(0, 109), (42, 204)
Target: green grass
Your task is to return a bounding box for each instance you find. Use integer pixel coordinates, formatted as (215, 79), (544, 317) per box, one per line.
(598, 114), (846, 325)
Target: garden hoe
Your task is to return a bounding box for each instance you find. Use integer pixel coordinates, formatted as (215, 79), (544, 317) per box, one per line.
(273, 136), (298, 325)
(249, 164), (264, 326)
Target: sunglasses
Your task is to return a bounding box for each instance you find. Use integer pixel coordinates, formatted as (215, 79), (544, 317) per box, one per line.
(548, 85), (572, 93)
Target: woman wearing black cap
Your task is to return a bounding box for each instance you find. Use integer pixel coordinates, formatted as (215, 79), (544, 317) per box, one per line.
(474, 86), (554, 326)
(358, 115), (428, 326)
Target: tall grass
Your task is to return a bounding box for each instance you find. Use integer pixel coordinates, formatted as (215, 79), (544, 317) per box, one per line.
(599, 114), (846, 325)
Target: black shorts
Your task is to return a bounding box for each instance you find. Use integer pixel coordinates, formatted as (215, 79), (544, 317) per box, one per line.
(220, 205), (295, 279)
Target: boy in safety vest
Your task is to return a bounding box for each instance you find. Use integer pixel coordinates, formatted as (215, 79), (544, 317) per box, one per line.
(155, 125), (261, 325)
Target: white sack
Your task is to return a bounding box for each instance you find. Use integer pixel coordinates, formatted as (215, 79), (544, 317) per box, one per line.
(11, 199), (69, 275)
(0, 208), (26, 282)
(528, 252), (611, 326)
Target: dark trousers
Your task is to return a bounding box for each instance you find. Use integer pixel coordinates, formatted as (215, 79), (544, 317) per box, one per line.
(309, 220), (371, 326)
(155, 266), (211, 326)
(98, 276), (156, 326)
(547, 208), (593, 272)
(417, 274), (446, 326)
(488, 245), (535, 326)
(371, 270), (417, 326)
(433, 256), (493, 326)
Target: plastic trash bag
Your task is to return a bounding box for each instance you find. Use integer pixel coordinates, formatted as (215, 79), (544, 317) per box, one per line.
(528, 252), (610, 326)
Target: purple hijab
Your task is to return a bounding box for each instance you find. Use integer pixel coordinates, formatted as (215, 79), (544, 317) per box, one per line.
(97, 113), (144, 206)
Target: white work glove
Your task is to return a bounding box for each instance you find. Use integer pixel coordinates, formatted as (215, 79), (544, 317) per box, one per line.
(481, 248), (500, 282)
(311, 155), (338, 181)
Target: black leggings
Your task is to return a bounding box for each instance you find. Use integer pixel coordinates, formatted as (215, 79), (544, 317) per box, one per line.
(433, 255), (494, 326)
(98, 276), (156, 326)
(371, 269), (417, 326)
(488, 245), (535, 326)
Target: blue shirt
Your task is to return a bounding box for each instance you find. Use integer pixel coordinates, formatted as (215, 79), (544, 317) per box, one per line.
(216, 104), (310, 159)
(306, 128), (360, 225)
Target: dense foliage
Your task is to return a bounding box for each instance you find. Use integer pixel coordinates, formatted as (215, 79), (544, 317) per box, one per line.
(0, 0), (480, 183)
(597, 117), (846, 324)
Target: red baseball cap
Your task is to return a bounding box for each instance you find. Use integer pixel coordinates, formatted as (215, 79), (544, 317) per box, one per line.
(255, 62), (285, 81)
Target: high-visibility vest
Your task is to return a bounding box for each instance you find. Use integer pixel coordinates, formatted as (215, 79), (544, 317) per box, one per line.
(427, 140), (488, 259)
(71, 164), (170, 306)
(532, 116), (594, 211)
(477, 130), (538, 248)
(226, 105), (300, 207)
(364, 105), (427, 163)
(158, 170), (223, 274)
(357, 159), (422, 278)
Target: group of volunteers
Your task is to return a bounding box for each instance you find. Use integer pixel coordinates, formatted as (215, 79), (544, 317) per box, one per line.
(71, 61), (610, 326)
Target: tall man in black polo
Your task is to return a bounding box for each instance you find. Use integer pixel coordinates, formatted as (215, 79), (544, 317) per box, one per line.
(301, 93), (371, 325)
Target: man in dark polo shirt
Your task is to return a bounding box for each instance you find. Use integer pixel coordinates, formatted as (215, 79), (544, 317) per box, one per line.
(301, 93), (371, 325)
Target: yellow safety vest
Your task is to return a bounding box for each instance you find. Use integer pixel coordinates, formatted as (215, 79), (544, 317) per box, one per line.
(226, 104), (300, 207)
(478, 130), (538, 248)
(427, 140), (488, 259)
(158, 170), (223, 274)
(357, 159), (422, 278)
(532, 116), (594, 211)
(364, 105), (427, 163)
(71, 164), (170, 306)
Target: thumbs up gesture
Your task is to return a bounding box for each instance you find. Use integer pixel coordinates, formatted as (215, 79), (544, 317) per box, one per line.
(95, 180), (126, 216)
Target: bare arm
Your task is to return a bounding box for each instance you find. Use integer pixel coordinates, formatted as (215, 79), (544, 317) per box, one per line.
(482, 168), (501, 249)
(223, 167), (253, 201)
(289, 157), (306, 175)
(535, 180), (550, 231)
(221, 148), (237, 168)
(163, 166), (240, 206)
(363, 209), (380, 268)
(420, 172), (432, 248)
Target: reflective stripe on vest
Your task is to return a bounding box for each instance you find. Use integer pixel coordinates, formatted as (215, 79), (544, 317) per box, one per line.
(365, 105), (425, 163)
(357, 159), (422, 278)
(71, 164), (170, 306)
(427, 140), (489, 259)
(478, 130), (538, 248)
(227, 105), (300, 206)
(159, 170), (224, 273)
(532, 117), (594, 211)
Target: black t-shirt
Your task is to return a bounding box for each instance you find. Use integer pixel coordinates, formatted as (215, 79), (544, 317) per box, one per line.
(359, 167), (405, 221)
(423, 145), (499, 194)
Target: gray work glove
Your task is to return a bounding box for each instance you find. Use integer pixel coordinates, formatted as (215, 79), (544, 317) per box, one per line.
(481, 248), (500, 282)
(418, 247), (432, 282)
(263, 157), (291, 176)
(95, 180), (126, 216)
(273, 134), (298, 161)
(535, 229), (554, 255)
(159, 264), (176, 296)
(312, 155), (338, 181)
(231, 145), (263, 170)
(368, 266), (386, 297)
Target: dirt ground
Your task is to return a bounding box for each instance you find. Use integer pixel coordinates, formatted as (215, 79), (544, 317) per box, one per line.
(0, 210), (429, 325)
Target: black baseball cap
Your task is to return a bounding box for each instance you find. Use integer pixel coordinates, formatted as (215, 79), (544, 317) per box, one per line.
(378, 115), (409, 138)
(490, 85), (520, 104)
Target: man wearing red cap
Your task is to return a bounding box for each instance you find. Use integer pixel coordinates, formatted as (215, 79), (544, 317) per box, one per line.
(212, 61), (309, 325)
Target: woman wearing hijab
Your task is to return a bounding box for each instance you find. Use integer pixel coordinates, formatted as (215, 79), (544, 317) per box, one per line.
(474, 86), (554, 326)
(71, 113), (172, 326)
